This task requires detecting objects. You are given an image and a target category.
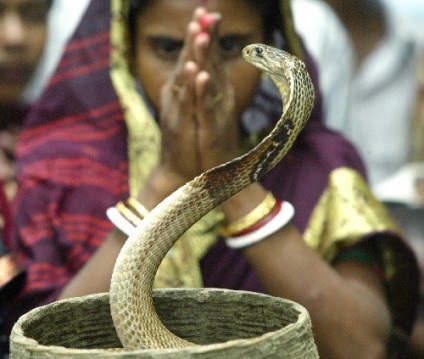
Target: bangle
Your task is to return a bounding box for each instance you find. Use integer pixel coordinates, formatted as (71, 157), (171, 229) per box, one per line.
(231, 200), (282, 236)
(219, 192), (277, 237)
(116, 201), (143, 227)
(225, 201), (295, 249)
(106, 197), (150, 236)
(127, 197), (149, 218)
(106, 207), (136, 236)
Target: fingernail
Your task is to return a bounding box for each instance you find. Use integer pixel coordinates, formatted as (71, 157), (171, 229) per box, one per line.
(195, 31), (209, 43)
(199, 13), (218, 30)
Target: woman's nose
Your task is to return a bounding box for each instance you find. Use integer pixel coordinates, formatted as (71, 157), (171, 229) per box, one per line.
(0, 11), (27, 48)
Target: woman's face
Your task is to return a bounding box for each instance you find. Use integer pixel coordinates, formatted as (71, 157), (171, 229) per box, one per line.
(0, 0), (50, 105)
(131, 0), (266, 118)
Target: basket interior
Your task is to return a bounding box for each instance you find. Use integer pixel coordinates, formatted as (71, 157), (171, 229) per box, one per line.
(20, 289), (301, 349)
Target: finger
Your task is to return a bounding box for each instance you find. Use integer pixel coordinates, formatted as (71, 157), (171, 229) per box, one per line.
(193, 7), (208, 23)
(193, 10), (222, 68)
(194, 7), (221, 33)
(174, 7), (210, 77)
(195, 70), (223, 117)
(160, 60), (198, 127)
(180, 60), (198, 109)
(171, 18), (202, 87)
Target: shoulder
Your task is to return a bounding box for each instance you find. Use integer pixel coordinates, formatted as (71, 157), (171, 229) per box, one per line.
(299, 120), (368, 179)
(262, 122), (369, 231)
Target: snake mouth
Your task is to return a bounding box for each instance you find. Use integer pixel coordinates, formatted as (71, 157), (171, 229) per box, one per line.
(243, 45), (271, 73)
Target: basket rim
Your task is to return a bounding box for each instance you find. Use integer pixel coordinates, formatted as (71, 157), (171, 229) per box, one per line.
(11, 288), (313, 354)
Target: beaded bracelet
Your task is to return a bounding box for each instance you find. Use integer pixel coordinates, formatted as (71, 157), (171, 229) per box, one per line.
(225, 201), (295, 249)
(106, 197), (149, 236)
(219, 192), (277, 237)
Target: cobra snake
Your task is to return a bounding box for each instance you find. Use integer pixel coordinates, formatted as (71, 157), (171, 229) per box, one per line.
(109, 44), (315, 350)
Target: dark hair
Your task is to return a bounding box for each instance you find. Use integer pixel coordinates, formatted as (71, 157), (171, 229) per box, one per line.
(128, 0), (152, 45)
(128, 0), (284, 47)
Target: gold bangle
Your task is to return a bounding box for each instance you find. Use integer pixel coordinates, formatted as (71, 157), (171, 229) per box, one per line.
(219, 192), (277, 237)
(116, 201), (143, 227)
(127, 197), (149, 218)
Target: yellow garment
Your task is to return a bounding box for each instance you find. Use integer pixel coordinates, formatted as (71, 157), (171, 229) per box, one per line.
(304, 167), (400, 262)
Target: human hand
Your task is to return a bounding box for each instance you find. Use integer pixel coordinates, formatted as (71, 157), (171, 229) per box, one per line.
(158, 7), (241, 183)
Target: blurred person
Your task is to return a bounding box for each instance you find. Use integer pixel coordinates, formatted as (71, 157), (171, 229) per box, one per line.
(405, 49), (424, 359)
(0, 0), (52, 355)
(0, 0), (53, 227)
(381, 0), (424, 44)
(3, 0), (420, 357)
(22, 0), (90, 103)
(323, 0), (421, 191)
(292, 0), (353, 140)
(323, 0), (424, 357)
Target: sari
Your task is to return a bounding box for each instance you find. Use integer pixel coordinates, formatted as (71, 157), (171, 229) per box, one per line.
(4, 0), (419, 356)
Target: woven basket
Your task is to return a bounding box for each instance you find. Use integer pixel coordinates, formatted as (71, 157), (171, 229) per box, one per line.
(10, 288), (319, 358)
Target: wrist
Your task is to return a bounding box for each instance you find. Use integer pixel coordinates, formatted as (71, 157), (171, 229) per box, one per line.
(220, 183), (268, 224)
(224, 201), (295, 249)
(138, 165), (186, 210)
(219, 185), (296, 250)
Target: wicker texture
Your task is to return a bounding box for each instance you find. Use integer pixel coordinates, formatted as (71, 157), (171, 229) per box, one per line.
(11, 288), (319, 358)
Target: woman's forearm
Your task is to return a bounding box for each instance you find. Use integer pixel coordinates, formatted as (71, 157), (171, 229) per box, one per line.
(222, 184), (390, 358)
(58, 229), (126, 300)
(60, 181), (392, 358)
(59, 167), (183, 300)
(242, 225), (391, 359)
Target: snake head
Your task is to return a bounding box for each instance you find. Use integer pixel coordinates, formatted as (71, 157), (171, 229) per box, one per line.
(242, 44), (293, 78)
(243, 43), (298, 102)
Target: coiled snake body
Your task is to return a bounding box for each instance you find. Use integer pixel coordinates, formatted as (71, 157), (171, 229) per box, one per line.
(110, 44), (315, 349)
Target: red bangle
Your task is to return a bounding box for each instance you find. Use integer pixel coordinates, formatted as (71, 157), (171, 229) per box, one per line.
(225, 201), (295, 249)
(230, 201), (282, 237)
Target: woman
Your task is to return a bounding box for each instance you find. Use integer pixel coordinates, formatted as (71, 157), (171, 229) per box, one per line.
(7, 0), (418, 357)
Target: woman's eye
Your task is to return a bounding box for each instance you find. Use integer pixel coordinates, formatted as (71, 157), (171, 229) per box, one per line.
(20, 0), (50, 24)
(0, 1), (50, 24)
(219, 35), (247, 59)
(149, 36), (184, 60)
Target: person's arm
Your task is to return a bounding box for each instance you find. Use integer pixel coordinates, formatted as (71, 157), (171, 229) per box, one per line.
(221, 183), (391, 359)
(58, 166), (181, 299)
(58, 229), (126, 299)
(60, 180), (391, 359)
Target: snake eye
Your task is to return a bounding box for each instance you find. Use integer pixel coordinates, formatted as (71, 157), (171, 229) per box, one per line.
(255, 47), (263, 55)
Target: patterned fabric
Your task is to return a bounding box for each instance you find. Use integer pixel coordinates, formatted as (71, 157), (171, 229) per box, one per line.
(9, 0), (127, 328)
(2, 0), (419, 356)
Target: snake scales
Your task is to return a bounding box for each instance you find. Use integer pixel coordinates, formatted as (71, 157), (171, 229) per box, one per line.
(109, 44), (315, 350)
